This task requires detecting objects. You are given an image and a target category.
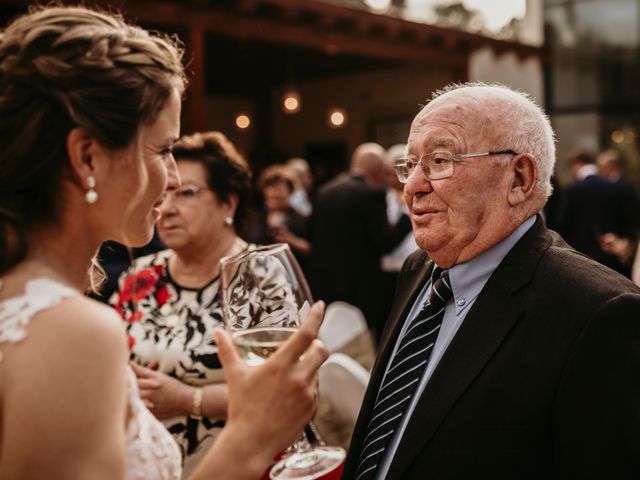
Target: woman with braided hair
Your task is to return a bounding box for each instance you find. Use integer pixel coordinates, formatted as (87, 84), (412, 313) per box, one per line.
(0, 5), (327, 479)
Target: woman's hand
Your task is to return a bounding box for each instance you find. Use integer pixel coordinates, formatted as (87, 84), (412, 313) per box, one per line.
(189, 301), (328, 479)
(130, 362), (193, 419)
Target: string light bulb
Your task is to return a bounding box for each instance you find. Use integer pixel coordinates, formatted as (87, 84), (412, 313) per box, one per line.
(327, 108), (347, 128)
(282, 90), (301, 114)
(235, 113), (251, 130)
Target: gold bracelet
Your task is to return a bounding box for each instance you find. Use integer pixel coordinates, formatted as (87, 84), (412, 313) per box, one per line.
(191, 387), (203, 420)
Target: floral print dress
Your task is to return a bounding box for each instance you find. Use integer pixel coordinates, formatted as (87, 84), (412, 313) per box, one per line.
(110, 249), (232, 464)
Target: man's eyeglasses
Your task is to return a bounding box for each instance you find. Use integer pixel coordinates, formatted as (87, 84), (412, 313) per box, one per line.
(394, 149), (518, 183)
(163, 184), (209, 202)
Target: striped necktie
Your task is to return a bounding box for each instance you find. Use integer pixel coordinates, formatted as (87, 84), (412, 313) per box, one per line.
(353, 267), (453, 480)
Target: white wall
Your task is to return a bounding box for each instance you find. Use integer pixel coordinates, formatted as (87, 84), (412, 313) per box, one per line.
(520, 0), (544, 47)
(468, 47), (544, 105)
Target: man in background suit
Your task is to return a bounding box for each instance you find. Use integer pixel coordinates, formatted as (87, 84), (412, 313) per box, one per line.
(310, 143), (412, 342)
(595, 149), (640, 273)
(556, 148), (637, 276)
(343, 83), (640, 479)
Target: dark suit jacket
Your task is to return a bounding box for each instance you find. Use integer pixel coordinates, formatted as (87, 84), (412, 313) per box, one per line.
(556, 174), (638, 275)
(309, 173), (412, 335)
(343, 217), (640, 479)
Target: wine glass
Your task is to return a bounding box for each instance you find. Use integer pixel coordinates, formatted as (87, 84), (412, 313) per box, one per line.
(219, 243), (345, 479)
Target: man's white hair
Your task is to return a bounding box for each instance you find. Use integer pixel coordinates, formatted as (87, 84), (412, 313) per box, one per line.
(423, 82), (556, 200)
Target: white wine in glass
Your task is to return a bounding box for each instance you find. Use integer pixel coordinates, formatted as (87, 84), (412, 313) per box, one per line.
(219, 243), (345, 479)
(232, 327), (297, 366)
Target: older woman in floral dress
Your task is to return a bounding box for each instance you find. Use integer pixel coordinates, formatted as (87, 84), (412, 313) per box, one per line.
(111, 131), (255, 476)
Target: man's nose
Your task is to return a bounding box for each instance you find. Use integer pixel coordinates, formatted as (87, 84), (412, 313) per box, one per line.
(404, 163), (433, 197)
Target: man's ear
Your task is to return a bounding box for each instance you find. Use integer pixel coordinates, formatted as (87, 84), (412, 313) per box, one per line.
(508, 153), (537, 206)
(66, 127), (97, 188)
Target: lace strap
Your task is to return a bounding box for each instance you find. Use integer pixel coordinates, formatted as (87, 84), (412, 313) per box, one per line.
(0, 278), (77, 361)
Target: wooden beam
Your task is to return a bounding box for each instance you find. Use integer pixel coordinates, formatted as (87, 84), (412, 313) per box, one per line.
(0, 0), (543, 64)
(113, 1), (469, 67)
(183, 23), (207, 132)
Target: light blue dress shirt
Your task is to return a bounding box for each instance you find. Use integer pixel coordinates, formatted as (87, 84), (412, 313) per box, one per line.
(374, 215), (536, 479)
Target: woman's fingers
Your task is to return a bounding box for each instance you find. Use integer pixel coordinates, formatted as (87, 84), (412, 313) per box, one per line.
(298, 339), (329, 381)
(137, 378), (160, 389)
(130, 361), (154, 378)
(214, 330), (242, 376)
(274, 301), (325, 365)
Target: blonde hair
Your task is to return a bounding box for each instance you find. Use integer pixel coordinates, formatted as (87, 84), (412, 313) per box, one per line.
(0, 5), (186, 274)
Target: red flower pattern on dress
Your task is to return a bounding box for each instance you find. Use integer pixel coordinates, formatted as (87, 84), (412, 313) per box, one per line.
(128, 334), (136, 351)
(119, 268), (159, 304)
(152, 264), (164, 276)
(127, 311), (143, 323)
(155, 284), (170, 306)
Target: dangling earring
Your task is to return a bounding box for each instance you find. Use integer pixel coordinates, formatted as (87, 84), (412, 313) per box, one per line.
(224, 216), (233, 227)
(85, 175), (98, 204)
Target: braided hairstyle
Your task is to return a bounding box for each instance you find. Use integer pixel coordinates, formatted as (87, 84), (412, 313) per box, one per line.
(0, 5), (186, 275)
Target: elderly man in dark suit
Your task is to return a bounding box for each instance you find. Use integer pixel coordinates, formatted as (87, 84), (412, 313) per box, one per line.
(343, 83), (640, 480)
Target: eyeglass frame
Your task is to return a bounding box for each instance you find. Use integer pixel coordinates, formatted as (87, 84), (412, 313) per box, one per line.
(162, 184), (210, 202)
(394, 149), (519, 183)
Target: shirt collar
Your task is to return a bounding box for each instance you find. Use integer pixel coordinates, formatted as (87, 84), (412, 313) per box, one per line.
(576, 164), (598, 180)
(436, 215), (536, 315)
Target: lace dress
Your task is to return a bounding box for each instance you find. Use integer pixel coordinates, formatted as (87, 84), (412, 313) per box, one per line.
(0, 277), (182, 479)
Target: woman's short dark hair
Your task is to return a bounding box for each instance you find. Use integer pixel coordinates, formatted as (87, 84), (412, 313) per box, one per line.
(172, 131), (252, 234)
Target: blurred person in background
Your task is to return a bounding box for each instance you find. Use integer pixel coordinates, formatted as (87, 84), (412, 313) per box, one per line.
(310, 142), (412, 343)
(378, 144), (418, 333)
(556, 148), (637, 276)
(110, 131), (255, 477)
(567, 148), (598, 181)
(245, 164), (311, 269)
(287, 157), (314, 217)
(596, 149), (640, 277)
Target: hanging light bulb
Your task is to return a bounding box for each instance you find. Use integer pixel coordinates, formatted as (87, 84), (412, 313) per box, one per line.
(327, 108), (347, 128)
(235, 113), (251, 130)
(282, 89), (302, 114)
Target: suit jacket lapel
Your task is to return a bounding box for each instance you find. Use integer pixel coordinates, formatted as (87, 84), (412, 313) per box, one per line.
(386, 218), (553, 479)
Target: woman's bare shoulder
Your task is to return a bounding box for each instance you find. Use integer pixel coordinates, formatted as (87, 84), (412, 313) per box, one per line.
(3, 294), (127, 376)
(0, 295), (129, 479)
